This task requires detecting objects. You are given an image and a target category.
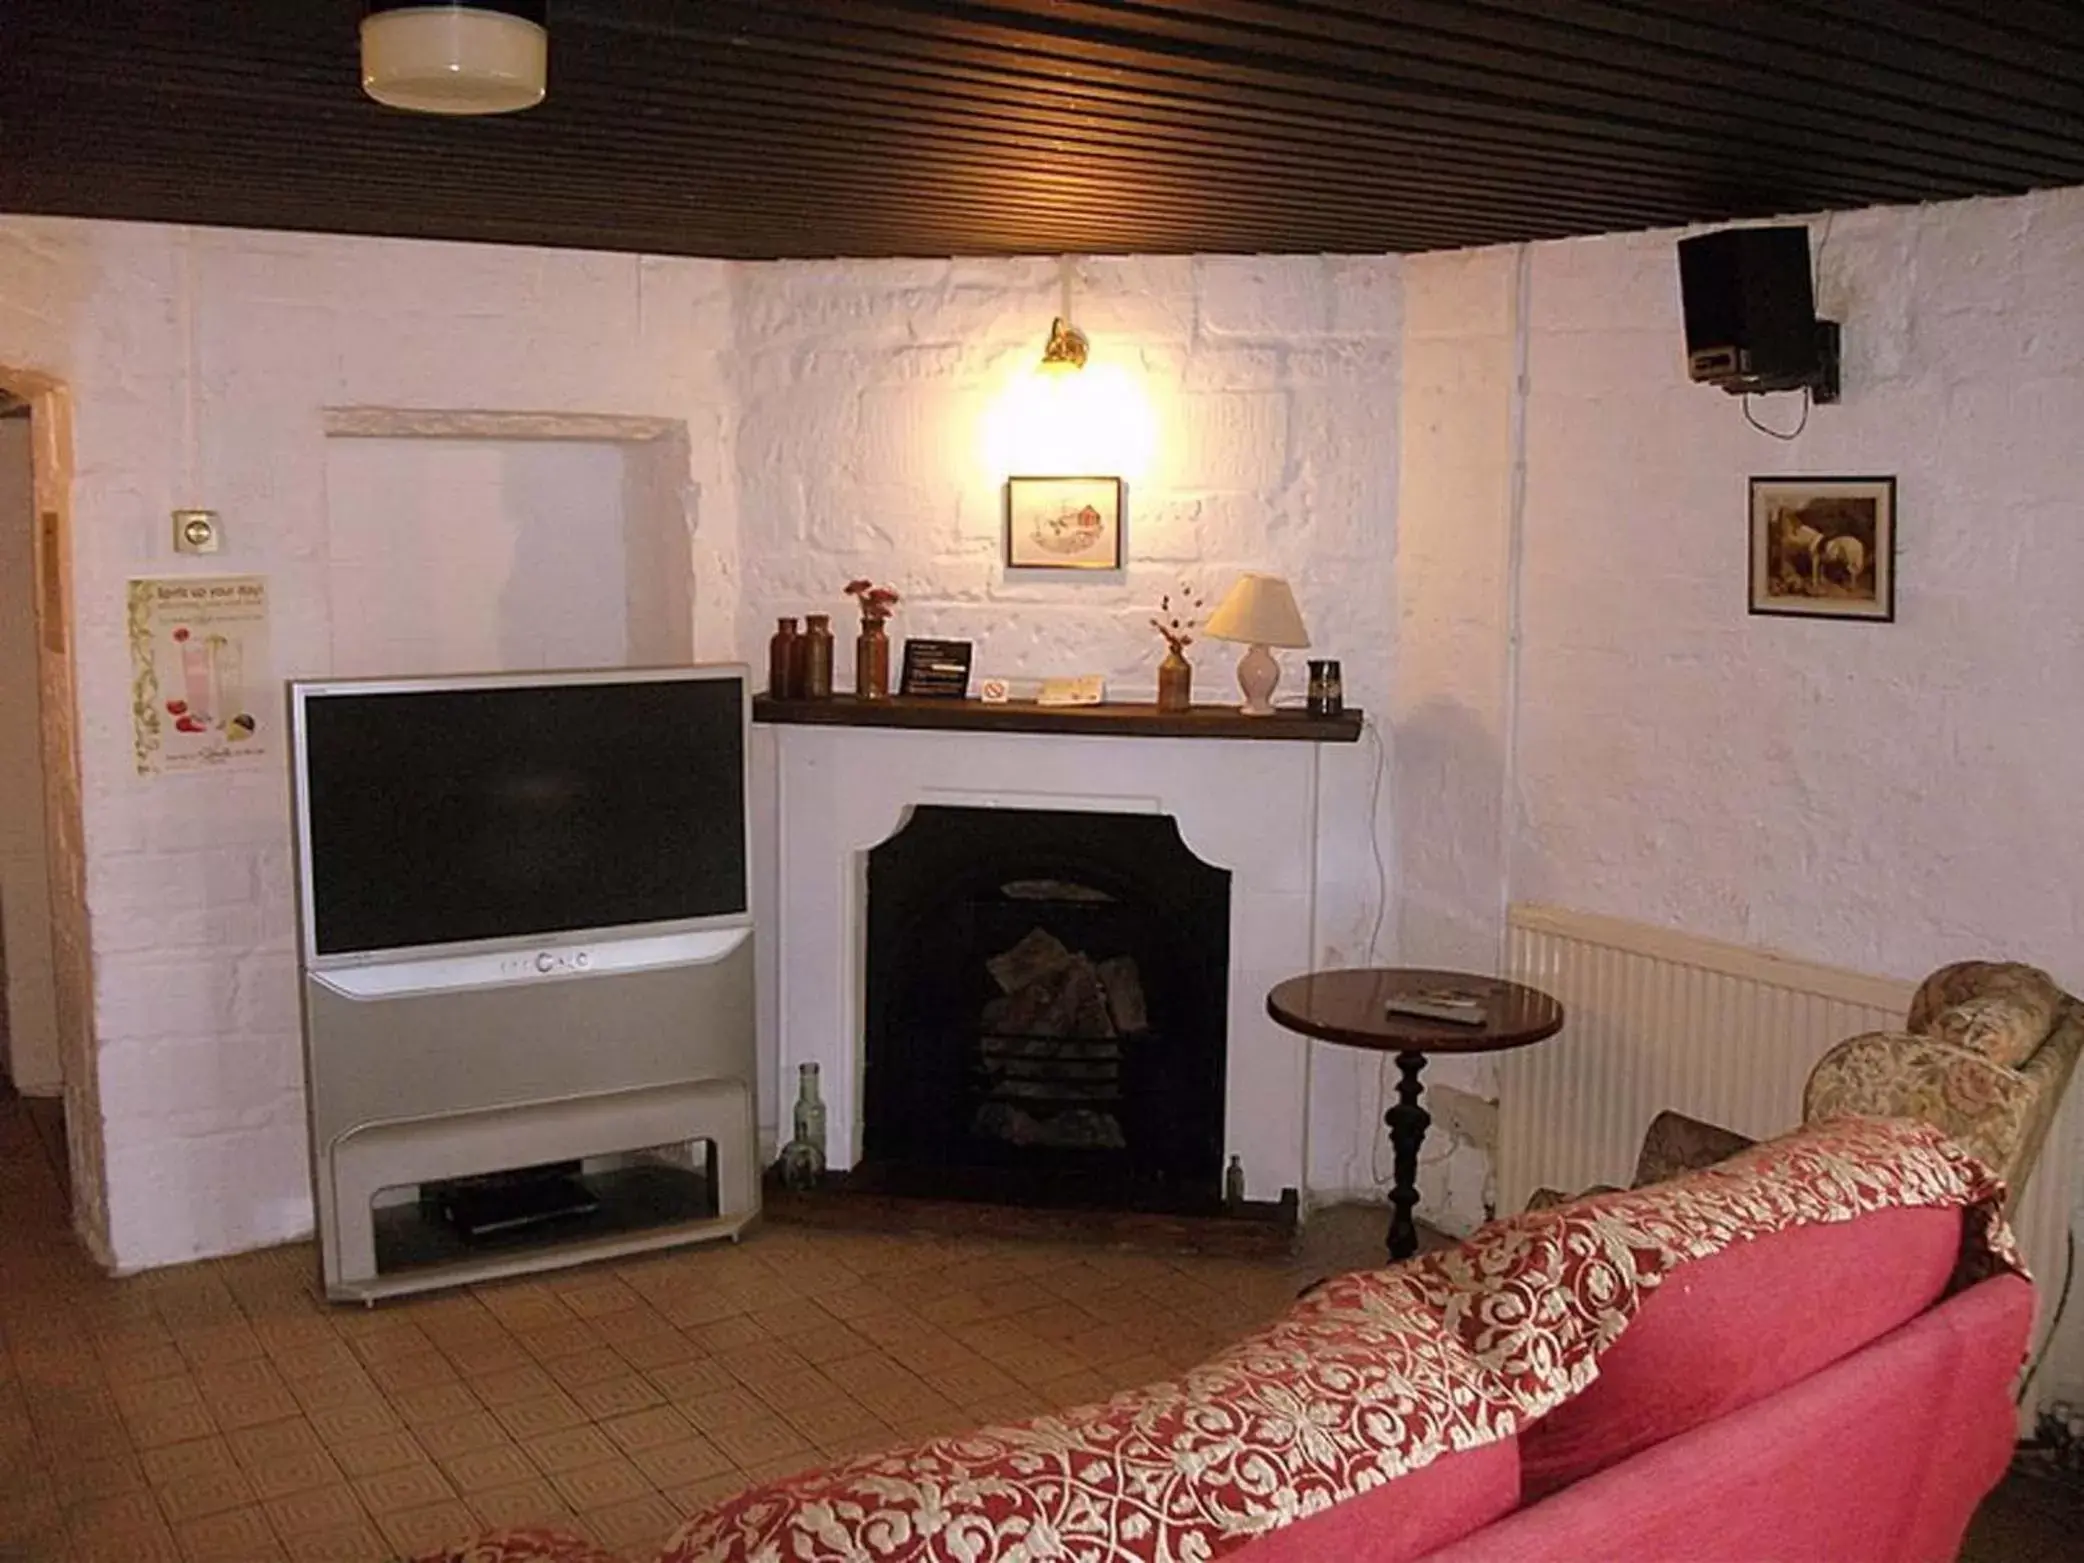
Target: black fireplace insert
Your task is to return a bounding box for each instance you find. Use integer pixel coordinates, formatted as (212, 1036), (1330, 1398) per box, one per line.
(861, 805), (1231, 1214)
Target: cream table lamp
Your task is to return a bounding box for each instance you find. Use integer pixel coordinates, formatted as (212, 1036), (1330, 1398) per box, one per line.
(1204, 573), (1310, 715)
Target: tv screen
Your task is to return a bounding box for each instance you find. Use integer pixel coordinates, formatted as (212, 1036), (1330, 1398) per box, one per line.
(294, 668), (747, 959)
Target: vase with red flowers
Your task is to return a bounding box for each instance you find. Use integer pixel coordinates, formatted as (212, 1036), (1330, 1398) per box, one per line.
(1150, 582), (1207, 713)
(845, 578), (901, 700)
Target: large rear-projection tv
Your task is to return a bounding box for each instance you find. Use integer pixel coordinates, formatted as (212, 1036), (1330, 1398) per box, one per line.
(290, 665), (748, 966)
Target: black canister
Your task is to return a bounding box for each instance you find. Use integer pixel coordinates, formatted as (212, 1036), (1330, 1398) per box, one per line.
(1307, 658), (1343, 716)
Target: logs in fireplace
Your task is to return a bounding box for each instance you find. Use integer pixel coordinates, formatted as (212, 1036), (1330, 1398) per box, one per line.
(861, 806), (1230, 1214)
(976, 925), (1139, 1152)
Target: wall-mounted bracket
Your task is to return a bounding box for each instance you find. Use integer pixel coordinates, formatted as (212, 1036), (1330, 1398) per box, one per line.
(1809, 320), (1842, 405)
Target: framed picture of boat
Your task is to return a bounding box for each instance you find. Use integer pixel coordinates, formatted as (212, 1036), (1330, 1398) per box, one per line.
(1004, 476), (1125, 572)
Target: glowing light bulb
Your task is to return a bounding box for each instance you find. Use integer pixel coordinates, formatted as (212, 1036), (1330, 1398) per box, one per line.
(981, 340), (1156, 483)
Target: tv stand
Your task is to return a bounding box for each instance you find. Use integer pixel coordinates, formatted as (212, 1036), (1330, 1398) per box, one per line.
(302, 928), (759, 1303)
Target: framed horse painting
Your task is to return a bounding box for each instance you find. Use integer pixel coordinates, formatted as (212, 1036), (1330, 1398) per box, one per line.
(1749, 475), (1896, 621)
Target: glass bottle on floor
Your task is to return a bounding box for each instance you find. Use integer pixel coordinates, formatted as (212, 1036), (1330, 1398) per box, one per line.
(779, 1062), (828, 1190)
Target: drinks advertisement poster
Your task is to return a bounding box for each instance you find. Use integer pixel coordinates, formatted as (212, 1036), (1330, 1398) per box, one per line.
(126, 576), (271, 775)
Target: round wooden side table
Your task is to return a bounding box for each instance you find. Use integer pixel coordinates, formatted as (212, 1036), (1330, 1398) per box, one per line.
(1266, 967), (1564, 1262)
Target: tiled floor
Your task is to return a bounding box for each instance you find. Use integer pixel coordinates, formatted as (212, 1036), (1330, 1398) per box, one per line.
(1961, 1458), (2084, 1563)
(0, 1101), (1366, 1562)
(5, 1095), (2075, 1563)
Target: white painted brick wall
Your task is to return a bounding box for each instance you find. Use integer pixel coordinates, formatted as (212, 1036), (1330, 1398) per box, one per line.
(731, 255), (1399, 700)
(9, 177), (2078, 1281)
(1510, 191), (2084, 983)
(1517, 194), (2084, 1401)
(1400, 186), (2084, 1342)
(0, 217), (737, 1270)
(733, 254), (1404, 1200)
(1, 219), (1401, 1269)
(1389, 243), (1525, 1233)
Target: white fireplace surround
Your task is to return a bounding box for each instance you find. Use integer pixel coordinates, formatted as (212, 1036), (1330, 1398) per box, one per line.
(756, 723), (1335, 1202)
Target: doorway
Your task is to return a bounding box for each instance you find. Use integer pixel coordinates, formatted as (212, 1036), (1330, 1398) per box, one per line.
(0, 384), (74, 1197)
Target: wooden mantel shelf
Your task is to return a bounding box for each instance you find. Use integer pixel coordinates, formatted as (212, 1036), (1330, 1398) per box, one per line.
(753, 693), (1363, 743)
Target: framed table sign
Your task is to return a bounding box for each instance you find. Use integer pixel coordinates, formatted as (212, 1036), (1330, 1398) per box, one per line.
(899, 638), (974, 698)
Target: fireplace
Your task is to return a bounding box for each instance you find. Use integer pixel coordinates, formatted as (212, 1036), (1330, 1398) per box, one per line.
(758, 716), (1356, 1211)
(861, 805), (1230, 1213)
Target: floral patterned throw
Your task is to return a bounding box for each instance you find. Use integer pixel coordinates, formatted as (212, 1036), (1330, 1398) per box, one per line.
(642, 1116), (2019, 1563)
(413, 1118), (2018, 1563)
(415, 1530), (630, 1563)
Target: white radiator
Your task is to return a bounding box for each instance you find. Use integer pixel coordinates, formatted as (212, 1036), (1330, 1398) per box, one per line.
(1498, 903), (2082, 1415)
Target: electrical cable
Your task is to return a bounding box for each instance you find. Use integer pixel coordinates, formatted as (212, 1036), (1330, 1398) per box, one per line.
(1363, 713), (1388, 963)
(1743, 387), (1811, 440)
(1357, 713), (1397, 1186)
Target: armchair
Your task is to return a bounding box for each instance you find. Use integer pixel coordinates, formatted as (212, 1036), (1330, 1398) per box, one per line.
(1805, 959), (2082, 1206)
(1526, 959), (2079, 1218)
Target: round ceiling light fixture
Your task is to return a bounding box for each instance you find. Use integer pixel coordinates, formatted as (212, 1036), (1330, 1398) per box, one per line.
(361, 2), (548, 116)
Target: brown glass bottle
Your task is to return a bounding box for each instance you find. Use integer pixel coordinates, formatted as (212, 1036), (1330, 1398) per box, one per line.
(855, 619), (891, 700)
(768, 617), (801, 699)
(800, 613), (835, 699)
(1156, 647), (1192, 712)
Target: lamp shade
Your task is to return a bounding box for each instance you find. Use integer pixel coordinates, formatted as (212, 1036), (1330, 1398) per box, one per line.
(1204, 574), (1310, 649)
(362, 2), (548, 116)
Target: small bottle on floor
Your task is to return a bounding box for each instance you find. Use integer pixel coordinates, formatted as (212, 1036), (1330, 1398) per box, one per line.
(780, 1062), (827, 1190)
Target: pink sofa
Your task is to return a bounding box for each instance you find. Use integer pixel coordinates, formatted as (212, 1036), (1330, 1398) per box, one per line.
(422, 1116), (2031, 1563)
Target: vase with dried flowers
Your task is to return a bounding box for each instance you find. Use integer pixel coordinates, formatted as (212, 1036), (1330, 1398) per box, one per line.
(1150, 582), (1207, 713)
(845, 578), (901, 700)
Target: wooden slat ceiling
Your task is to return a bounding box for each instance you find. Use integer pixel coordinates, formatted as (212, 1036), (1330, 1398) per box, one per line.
(4, 1), (2084, 259)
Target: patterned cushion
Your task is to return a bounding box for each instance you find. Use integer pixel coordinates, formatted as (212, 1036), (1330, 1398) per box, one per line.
(1906, 960), (2065, 1047)
(1629, 1110), (1756, 1187)
(1928, 994), (2060, 1069)
(665, 1118), (2019, 1563)
(1804, 1031), (2035, 1179)
(1525, 1183), (1619, 1212)
(1524, 1111), (1752, 1214)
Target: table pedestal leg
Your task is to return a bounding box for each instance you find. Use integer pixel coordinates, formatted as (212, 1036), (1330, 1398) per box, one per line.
(1384, 1049), (1430, 1261)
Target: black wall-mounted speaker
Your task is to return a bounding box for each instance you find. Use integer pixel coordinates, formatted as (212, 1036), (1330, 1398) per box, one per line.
(1678, 226), (1834, 398)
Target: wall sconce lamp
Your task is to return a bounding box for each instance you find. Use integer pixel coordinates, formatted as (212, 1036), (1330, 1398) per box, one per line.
(362, 1), (549, 116)
(1204, 574), (1310, 715)
(981, 261), (1156, 484)
(1040, 316), (1089, 372)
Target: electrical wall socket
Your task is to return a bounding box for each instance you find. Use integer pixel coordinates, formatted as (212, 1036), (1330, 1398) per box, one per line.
(172, 508), (221, 554)
(2034, 1400), (2084, 1473)
(1428, 1085), (1499, 1151)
